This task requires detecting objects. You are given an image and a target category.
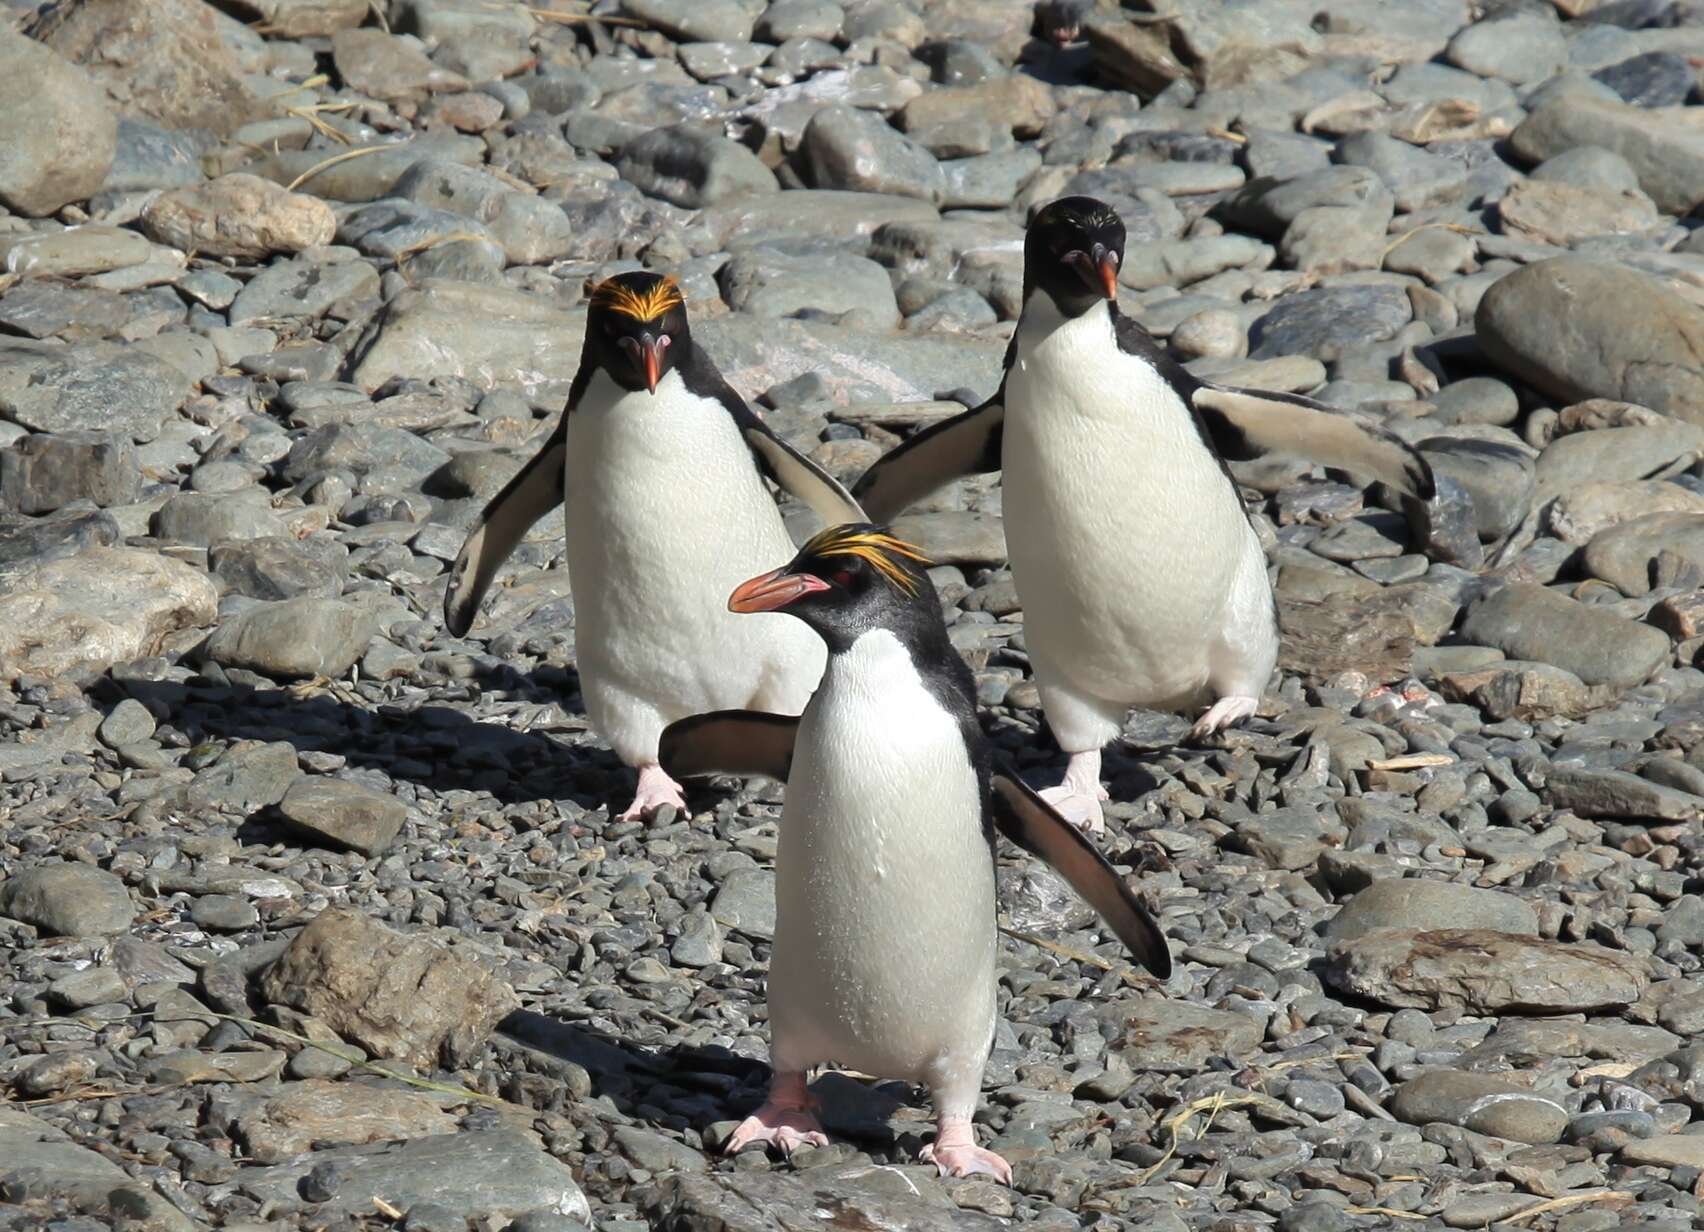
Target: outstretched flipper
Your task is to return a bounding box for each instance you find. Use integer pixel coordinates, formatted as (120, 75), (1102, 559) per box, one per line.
(691, 356), (867, 526)
(1190, 384), (1436, 502)
(851, 396), (1006, 523)
(990, 772), (1171, 979)
(443, 416), (568, 637)
(741, 419), (866, 525)
(659, 710), (799, 782)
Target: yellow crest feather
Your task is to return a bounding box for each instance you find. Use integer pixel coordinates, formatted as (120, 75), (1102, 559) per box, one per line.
(590, 275), (684, 322)
(801, 524), (931, 595)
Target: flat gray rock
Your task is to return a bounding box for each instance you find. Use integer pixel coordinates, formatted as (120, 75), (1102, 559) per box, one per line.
(0, 431), (140, 515)
(1510, 91), (1704, 215)
(0, 862), (135, 936)
(1545, 767), (1704, 823)
(617, 124), (778, 208)
(1097, 998), (1264, 1072)
(347, 279), (585, 406)
(710, 866), (776, 941)
(1535, 422), (1704, 502)
(241, 1128), (589, 1222)
(187, 740), (301, 813)
(719, 244), (900, 330)
(1325, 928), (1648, 1013)
(229, 249), (382, 325)
(278, 776), (408, 856)
(0, 341), (190, 441)
(1325, 879), (1538, 943)
(1389, 1070), (1567, 1145)
(1250, 284), (1412, 362)
(697, 315), (1002, 405)
(1457, 582), (1670, 689)
(205, 596), (377, 680)
(642, 1167), (1002, 1231)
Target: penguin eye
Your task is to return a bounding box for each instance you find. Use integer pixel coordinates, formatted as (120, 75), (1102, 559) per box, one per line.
(830, 567), (856, 588)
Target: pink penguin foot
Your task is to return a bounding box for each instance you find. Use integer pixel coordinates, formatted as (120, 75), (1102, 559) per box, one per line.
(724, 1103), (830, 1157)
(1038, 785), (1106, 834)
(921, 1139), (1013, 1184)
(619, 763), (687, 821)
(1039, 750), (1110, 834)
(1188, 694), (1259, 742)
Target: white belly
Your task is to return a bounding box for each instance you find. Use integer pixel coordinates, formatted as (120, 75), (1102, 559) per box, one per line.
(769, 630), (996, 1083)
(1003, 299), (1267, 707)
(562, 371), (823, 735)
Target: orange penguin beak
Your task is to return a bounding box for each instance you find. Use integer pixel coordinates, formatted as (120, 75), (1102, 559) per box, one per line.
(1097, 250), (1120, 300)
(640, 335), (666, 393)
(728, 568), (830, 613)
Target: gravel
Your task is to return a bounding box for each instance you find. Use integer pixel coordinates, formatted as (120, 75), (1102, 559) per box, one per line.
(3, 2), (1704, 1230)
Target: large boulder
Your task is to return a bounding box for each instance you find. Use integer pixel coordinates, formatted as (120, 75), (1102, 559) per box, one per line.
(0, 29), (117, 217)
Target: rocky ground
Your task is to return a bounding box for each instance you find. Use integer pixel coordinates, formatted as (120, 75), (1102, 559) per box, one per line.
(4, 0), (1704, 1229)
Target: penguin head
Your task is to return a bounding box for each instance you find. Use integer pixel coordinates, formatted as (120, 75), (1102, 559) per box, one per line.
(587, 272), (688, 394)
(1025, 196), (1125, 315)
(1033, 0), (1092, 45)
(727, 523), (939, 652)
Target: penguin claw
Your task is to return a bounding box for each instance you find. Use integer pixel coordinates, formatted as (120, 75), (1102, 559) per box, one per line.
(921, 1141), (1013, 1185)
(619, 764), (688, 821)
(724, 1106), (830, 1157)
(1188, 695), (1259, 743)
(1039, 785), (1106, 835)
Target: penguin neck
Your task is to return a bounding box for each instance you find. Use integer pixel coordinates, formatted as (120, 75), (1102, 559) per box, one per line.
(1015, 290), (1114, 357)
(822, 616), (971, 705)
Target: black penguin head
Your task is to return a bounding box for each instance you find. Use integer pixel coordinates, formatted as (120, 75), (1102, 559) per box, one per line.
(727, 523), (939, 653)
(586, 272), (689, 394)
(1024, 196), (1125, 316)
(1034, 0), (1092, 45)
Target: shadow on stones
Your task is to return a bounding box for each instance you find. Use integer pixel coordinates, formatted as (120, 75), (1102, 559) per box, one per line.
(97, 667), (625, 813)
(496, 1009), (910, 1145)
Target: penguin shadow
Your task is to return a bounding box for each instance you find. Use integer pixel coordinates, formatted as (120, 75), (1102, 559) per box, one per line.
(496, 1009), (909, 1149)
(97, 667), (622, 814)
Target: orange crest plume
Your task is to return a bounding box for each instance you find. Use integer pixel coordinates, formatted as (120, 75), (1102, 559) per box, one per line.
(589, 275), (684, 322)
(801, 524), (931, 595)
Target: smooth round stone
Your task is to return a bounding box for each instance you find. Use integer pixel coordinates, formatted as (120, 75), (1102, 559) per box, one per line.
(48, 965), (128, 1009)
(1463, 1095), (1569, 1144)
(1284, 1078), (1347, 1119)
(191, 894), (260, 932)
(1171, 308), (1248, 359)
(1440, 1194), (1542, 1227)
(98, 697), (157, 748)
(1530, 145), (1642, 195)
(190, 459), (268, 493)
(1429, 377), (1519, 427)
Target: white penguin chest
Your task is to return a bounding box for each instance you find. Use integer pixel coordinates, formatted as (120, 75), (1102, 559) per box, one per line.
(770, 631), (996, 1077)
(560, 371), (813, 697)
(1001, 299), (1264, 684)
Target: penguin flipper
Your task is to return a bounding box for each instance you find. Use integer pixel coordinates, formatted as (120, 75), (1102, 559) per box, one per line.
(1190, 384), (1436, 502)
(443, 416), (568, 638)
(740, 423), (866, 525)
(851, 397), (1005, 523)
(659, 710), (798, 782)
(990, 772), (1172, 979)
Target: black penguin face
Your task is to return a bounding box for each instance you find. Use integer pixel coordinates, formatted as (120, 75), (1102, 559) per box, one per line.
(1024, 196), (1125, 316)
(587, 272), (689, 394)
(1034, 0), (1092, 45)
(727, 523), (940, 654)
